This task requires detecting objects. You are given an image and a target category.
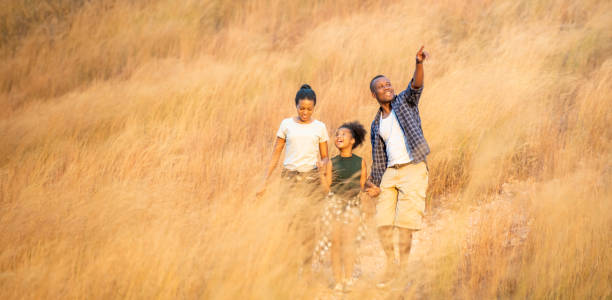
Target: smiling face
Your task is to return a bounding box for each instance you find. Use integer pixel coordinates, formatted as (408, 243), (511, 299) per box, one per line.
(371, 76), (395, 103)
(296, 99), (315, 123)
(335, 127), (355, 150)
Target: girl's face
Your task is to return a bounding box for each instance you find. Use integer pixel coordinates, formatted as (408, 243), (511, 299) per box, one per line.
(335, 128), (355, 150)
(296, 99), (315, 122)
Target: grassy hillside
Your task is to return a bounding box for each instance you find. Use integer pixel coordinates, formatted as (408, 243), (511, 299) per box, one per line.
(1, 0), (610, 298)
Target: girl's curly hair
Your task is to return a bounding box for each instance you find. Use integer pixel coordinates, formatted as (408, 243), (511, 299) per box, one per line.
(339, 121), (367, 149)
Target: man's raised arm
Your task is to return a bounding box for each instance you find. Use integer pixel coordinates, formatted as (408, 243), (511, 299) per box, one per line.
(411, 45), (427, 89)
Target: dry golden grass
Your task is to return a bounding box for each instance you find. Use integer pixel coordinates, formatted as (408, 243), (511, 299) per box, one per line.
(1, 0), (611, 298)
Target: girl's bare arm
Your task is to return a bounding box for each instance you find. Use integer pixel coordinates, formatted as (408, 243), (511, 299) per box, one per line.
(360, 159), (367, 190)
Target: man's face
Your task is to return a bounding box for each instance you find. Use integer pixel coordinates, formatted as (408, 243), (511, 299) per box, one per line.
(371, 76), (395, 103)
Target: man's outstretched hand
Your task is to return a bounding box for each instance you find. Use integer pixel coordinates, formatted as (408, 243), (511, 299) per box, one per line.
(416, 46), (429, 63)
(412, 45), (428, 89)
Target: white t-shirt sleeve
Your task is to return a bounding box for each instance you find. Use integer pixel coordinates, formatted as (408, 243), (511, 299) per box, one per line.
(276, 119), (287, 139)
(319, 122), (329, 143)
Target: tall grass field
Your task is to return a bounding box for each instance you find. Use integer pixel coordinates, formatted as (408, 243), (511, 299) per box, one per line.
(1, 0), (610, 298)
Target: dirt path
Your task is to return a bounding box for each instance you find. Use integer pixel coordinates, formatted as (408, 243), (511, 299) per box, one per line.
(311, 182), (531, 299)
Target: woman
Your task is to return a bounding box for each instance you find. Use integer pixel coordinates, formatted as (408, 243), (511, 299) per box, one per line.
(257, 84), (330, 278)
(257, 84), (329, 196)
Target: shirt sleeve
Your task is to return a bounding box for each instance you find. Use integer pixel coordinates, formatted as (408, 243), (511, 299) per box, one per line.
(276, 120), (287, 139)
(319, 122), (329, 143)
(397, 78), (423, 106)
(369, 117), (388, 186)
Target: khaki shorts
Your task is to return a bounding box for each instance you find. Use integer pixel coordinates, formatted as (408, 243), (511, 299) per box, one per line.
(375, 161), (428, 230)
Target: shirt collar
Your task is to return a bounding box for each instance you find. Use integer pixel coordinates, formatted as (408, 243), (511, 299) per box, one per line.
(377, 95), (398, 114)
(375, 96), (398, 122)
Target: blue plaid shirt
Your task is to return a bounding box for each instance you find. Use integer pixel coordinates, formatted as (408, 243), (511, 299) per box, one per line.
(369, 79), (430, 186)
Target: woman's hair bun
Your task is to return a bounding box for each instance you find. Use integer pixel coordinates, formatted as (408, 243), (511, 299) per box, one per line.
(295, 84), (316, 105)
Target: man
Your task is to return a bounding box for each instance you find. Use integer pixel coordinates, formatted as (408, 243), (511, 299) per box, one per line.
(366, 46), (429, 287)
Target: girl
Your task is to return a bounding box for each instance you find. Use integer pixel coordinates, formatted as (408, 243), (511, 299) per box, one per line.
(317, 121), (369, 292)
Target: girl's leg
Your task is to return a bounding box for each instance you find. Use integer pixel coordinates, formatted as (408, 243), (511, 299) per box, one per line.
(342, 214), (360, 283)
(331, 220), (343, 286)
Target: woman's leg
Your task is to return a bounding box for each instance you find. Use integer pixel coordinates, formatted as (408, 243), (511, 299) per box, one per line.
(294, 178), (323, 273)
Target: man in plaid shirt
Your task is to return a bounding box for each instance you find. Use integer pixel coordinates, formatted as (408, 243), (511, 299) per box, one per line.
(366, 46), (429, 287)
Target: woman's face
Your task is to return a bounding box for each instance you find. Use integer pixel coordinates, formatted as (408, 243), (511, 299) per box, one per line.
(335, 128), (354, 150)
(296, 99), (315, 122)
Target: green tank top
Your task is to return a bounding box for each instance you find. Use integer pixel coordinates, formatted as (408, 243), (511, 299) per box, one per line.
(330, 154), (362, 197)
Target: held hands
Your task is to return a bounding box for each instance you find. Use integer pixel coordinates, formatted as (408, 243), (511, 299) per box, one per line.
(316, 160), (326, 171)
(364, 179), (381, 197)
(316, 158), (329, 181)
(362, 186), (381, 216)
(317, 159), (331, 192)
(365, 186), (381, 197)
(416, 45), (429, 63)
(316, 157), (329, 171)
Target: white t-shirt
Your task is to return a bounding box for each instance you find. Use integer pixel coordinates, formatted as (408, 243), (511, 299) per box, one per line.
(276, 118), (329, 172)
(379, 110), (412, 167)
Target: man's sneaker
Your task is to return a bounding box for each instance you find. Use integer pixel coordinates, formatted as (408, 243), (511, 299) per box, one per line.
(376, 263), (398, 288)
(376, 278), (394, 289)
(344, 278), (355, 292)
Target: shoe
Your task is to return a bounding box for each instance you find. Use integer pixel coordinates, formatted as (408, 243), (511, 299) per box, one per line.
(376, 264), (397, 288)
(376, 278), (393, 289)
(344, 278), (354, 292)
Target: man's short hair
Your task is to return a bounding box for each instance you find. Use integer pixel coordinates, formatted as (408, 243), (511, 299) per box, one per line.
(370, 75), (385, 93)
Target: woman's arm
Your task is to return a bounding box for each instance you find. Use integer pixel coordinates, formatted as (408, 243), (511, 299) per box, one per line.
(257, 137), (285, 196)
(265, 137), (286, 179)
(321, 159), (332, 192)
(319, 141), (329, 164)
(318, 141), (330, 191)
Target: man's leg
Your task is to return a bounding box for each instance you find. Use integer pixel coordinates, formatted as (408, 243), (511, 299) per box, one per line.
(375, 168), (399, 286)
(395, 162), (429, 270)
(398, 228), (415, 271)
(377, 225), (396, 277)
